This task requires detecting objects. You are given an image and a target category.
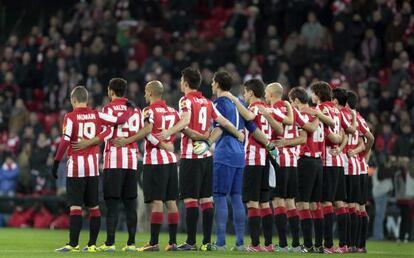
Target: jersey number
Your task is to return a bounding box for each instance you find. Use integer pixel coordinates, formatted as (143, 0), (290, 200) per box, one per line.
(313, 123), (324, 142)
(117, 113), (139, 137)
(198, 106), (207, 131)
(78, 122), (96, 140)
(260, 115), (272, 138)
(161, 115), (176, 141)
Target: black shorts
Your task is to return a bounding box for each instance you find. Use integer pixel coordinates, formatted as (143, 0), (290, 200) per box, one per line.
(143, 163), (178, 203)
(359, 174), (369, 205)
(179, 157), (213, 199)
(272, 166), (298, 199)
(297, 157), (323, 203)
(346, 175), (361, 204)
(66, 176), (99, 207)
(243, 162), (270, 203)
(322, 166), (346, 202)
(335, 167), (347, 202)
(103, 169), (138, 200)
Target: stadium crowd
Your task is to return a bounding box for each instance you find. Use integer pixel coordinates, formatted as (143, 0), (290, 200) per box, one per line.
(0, 0), (413, 243)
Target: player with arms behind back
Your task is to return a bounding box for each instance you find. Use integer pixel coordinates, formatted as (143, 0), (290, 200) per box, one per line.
(158, 67), (243, 251)
(52, 86), (131, 252)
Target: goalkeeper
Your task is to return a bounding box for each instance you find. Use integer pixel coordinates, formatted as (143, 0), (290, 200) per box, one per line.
(192, 71), (281, 250)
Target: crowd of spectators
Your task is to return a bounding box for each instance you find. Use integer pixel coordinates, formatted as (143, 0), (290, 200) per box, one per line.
(0, 0), (413, 239)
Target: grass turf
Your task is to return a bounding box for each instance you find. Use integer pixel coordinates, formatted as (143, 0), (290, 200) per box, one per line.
(0, 228), (412, 258)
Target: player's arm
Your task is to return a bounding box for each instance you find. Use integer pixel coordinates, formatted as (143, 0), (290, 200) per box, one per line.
(72, 129), (108, 150)
(183, 128), (209, 141)
(52, 115), (73, 179)
(98, 109), (132, 126)
(326, 129), (343, 145)
(283, 101), (294, 125)
(220, 92), (256, 121)
(274, 130), (307, 147)
(112, 121), (153, 147)
(301, 117), (319, 133)
(363, 130), (374, 160)
(159, 111), (190, 140)
(348, 137), (366, 157)
(337, 133), (348, 153)
(345, 110), (357, 134)
(214, 115), (244, 142)
(304, 106), (334, 127)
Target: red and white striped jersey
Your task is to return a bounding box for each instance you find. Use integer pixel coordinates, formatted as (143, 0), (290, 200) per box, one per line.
(357, 112), (370, 175)
(101, 98), (142, 170)
(59, 107), (122, 177)
(299, 110), (325, 158)
(143, 100), (179, 165)
(273, 101), (307, 167)
(245, 101), (274, 166)
(340, 107), (358, 154)
(342, 153), (361, 176)
(179, 91), (221, 159)
(318, 101), (343, 167)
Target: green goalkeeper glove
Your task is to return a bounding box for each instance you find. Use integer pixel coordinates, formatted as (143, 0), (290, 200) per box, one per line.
(193, 140), (212, 155)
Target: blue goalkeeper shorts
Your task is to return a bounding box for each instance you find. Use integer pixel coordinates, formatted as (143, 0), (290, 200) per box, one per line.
(213, 163), (243, 195)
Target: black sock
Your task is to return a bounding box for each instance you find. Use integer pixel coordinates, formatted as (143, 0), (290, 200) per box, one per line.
(88, 209), (101, 246)
(312, 208), (324, 248)
(350, 210), (358, 247)
(105, 199), (119, 246)
(150, 212), (163, 245)
(299, 209), (313, 248)
(201, 202), (214, 245)
(248, 208), (261, 246)
(123, 198), (137, 245)
(288, 209), (300, 248)
(323, 206), (334, 248)
(185, 202), (199, 245)
(261, 208), (274, 246)
(69, 210), (82, 247)
(359, 212), (369, 248)
(168, 212), (179, 245)
(274, 207), (288, 248)
(336, 208), (348, 248)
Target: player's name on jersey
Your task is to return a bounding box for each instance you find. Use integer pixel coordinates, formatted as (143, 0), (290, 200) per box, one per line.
(112, 105), (127, 111)
(76, 114), (97, 120)
(153, 107), (171, 113)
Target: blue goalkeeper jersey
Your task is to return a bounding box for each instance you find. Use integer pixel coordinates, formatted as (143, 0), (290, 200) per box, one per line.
(213, 96), (256, 168)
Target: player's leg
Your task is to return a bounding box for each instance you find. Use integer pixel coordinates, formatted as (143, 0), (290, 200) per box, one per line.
(259, 161), (273, 251)
(100, 169), (123, 251)
(357, 174), (369, 252)
(321, 167), (338, 253)
(348, 174), (361, 252)
(272, 166), (288, 251)
(243, 166), (262, 251)
(286, 167), (300, 251)
(121, 169), (138, 249)
(229, 167), (245, 250)
(83, 176), (101, 252)
(297, 157), (316, 251)
(199, 157), (214, 250)
(138, 164), (166, 251)
(178, 158), (201, 250)
(212, 163), (234, 249)
(310, 158), (324, 253)
(56, 177), (84, 252)
(334, 166), (348, 253)
(165, 163), (179, 251)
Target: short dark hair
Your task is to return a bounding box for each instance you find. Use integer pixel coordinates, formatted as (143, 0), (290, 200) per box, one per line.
(288, 87), (309, 104)
(332, 88), (348, 106)
(108, 78), (127, 97)
(181, 67), (201, 90)
(310, 81), (332, 102)
(347, 91), (358, 109)
(71, 86), (88, 103)
(213, 71), (233, 91)
(244, 79), (265, 98)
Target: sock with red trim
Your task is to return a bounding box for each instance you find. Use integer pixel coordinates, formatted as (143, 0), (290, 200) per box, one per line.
(261, 207), (273, 246)
(150, 212), (163, 245)
(69, 209), (82, 247)
(349, 207), (358, 247)
(312, 208), (324, 247)
(185, 201), (199, 245)
(248, 208), (261, 246)
(358, 211), (369, 248)
(287, 209), (300, 248)
(168, 212), (179, 245)
(323, 205), (334, 248)
(88, 208), (101, 246)
(299, 209), (313, 248)
(274, 207), (288, 248)
(201, 202), (214, 245)
(336, 207), (348, 247)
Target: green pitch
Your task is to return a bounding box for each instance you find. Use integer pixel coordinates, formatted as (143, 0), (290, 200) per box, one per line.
(0, 228), (412, 258)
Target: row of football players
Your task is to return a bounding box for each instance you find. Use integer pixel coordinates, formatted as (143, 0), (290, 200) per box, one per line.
(52, 67), (373, 253)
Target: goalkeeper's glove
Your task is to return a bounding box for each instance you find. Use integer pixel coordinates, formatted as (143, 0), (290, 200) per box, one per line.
(266, 141), (279, 160)
(51, 160), (60, 179)
(193, 139), (212, 155)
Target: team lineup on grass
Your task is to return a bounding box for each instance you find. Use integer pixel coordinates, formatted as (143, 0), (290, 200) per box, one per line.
(50, 67), (375, 253)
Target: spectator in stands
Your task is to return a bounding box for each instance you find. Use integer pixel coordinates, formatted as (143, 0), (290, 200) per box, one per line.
(16, 143), (31, 195)
(8, 99), (28, 133)
(0, 156), (19, 196)
(300, 11), (324, 49)
(341, 52), (366, 87)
